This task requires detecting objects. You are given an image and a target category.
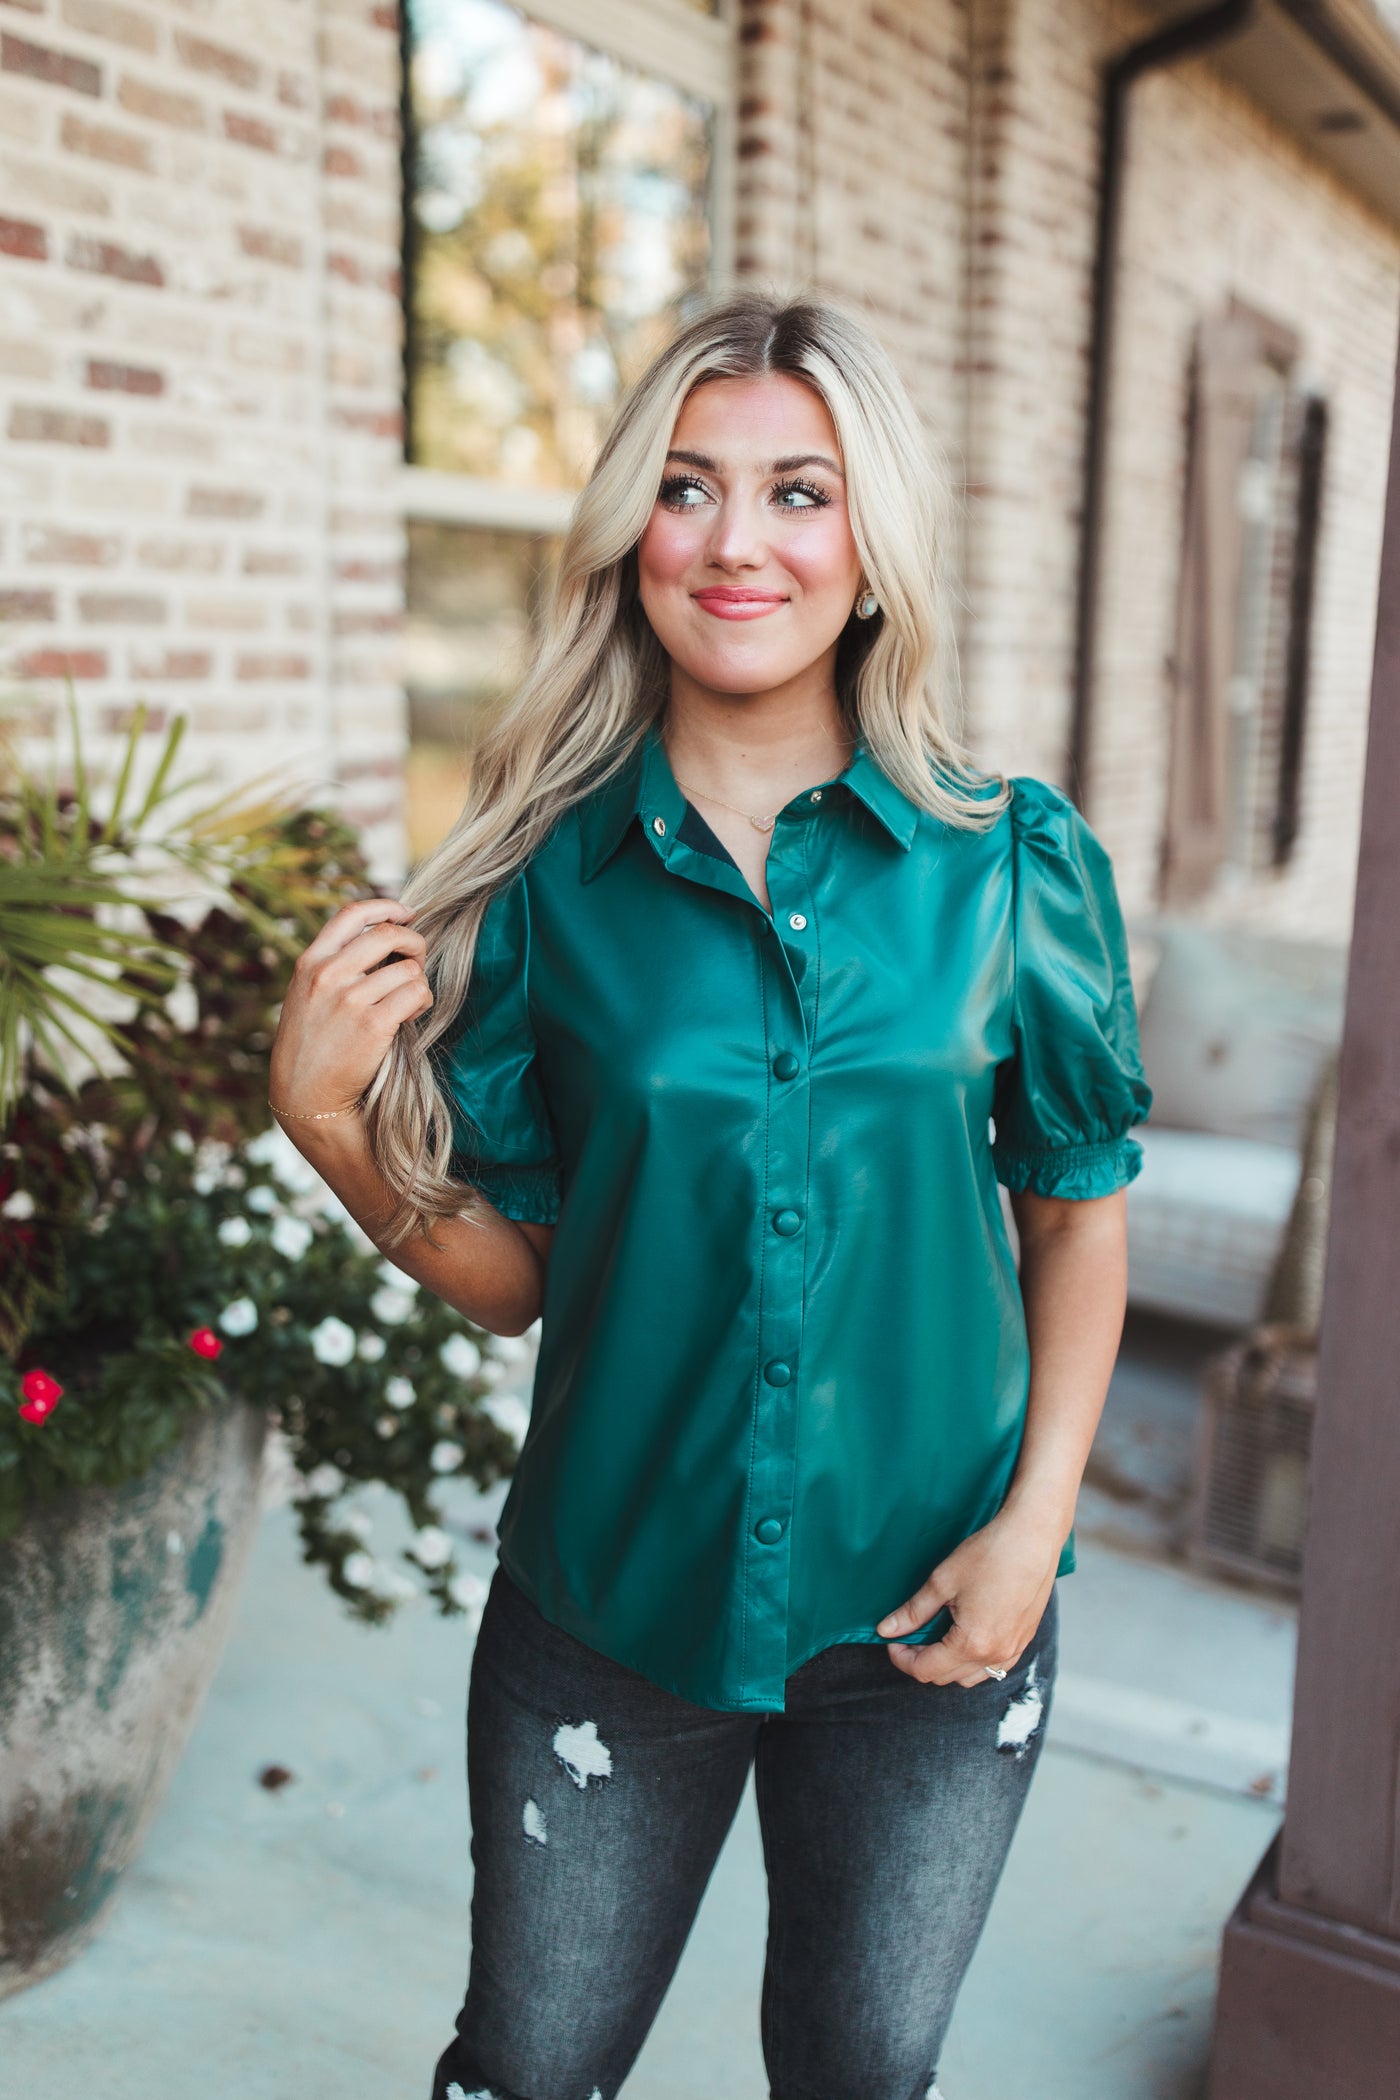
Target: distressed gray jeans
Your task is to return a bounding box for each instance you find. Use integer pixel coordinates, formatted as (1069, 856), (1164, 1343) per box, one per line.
(430, 1559), (1058, 2100)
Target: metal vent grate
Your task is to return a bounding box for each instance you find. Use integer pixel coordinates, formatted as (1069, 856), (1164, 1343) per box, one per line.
(1187, 1323), (1318, 1590)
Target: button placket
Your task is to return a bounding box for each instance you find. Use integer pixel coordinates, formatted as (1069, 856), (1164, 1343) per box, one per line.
(741, 806), (818, 1703)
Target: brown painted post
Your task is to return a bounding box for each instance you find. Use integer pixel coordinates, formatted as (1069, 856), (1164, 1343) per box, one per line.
(1207, 319), (1400, 2092)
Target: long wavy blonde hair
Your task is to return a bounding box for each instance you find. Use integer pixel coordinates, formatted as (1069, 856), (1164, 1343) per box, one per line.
(367, 287), (1011, 1246)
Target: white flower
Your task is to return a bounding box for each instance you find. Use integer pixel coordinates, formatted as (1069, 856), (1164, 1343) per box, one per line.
(309, 1316), (357, 1366)
(448, 1569), (488, 1610)
(303, 1462), (345, 1498)
(218, 1297), (258, 1337)
(192, 1169), (220, 1196)
(245, 1184), (279, 1214)
(1, 1190), (35, 1220)
(342, 1551), (378, 1589)
(271, 1214), (313, 1261)
(169, 1129), (195, 1156)
(194, 1138), (233, 1187)
(370, 1284), (416, 1326)
(373, 1566), (420, 1603)
(246, 1124), (323, 1196)
(357, 1331), (386, 1362)
(481, 1390), (530, 1448)
(342, 1509), (374, 1542)
(375, 1416), (398, 1439)
(218, 1215), (252, 1248)
(385, 1375), (416, 1411)
(409, 1526), (454, 1569)
(439, 1333), (481, 1379)
(377, 1261), (420, 1295)
(430, 1440), (464, 1474)
(165, 978), (200, 1032)
(476, 1355), (508, 1387)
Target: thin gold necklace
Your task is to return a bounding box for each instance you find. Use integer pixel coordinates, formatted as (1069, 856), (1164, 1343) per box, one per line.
(671, 739), (855, 835)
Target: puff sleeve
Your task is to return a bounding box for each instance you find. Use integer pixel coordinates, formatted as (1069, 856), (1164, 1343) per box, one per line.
(435, 868), (564, 1225)
(991, 775), (1153, 1200)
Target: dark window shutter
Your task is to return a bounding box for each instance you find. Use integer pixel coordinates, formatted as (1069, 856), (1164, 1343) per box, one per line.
(1161, 298), (1318, 903)
(1273, 391), (1327, 867)
(1161, 310), (1262, 906)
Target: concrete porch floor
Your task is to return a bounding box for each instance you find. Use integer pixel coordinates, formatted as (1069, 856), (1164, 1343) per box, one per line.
(0, 1309), (1296, 2100)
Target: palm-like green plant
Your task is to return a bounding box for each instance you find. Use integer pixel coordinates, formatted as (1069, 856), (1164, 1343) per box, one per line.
(1, 692), (521, 1628)
(0, 689), (350, 1119)
(0, 696), (183, 1111)
(0, 687), (373, 1356)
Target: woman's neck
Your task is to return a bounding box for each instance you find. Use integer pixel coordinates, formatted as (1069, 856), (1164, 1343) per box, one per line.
(659, 692), (856, 809)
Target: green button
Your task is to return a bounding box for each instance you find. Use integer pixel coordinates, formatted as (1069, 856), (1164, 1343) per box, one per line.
(763, 1359), (792, 1385)
(772, 1051), (800, 1081)
(772, 1208), (802, 1236)
(754, 1516), (785, 1544)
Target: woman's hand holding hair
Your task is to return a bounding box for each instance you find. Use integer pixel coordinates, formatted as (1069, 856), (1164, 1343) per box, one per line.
(266, 897), (549, 1337)
(269, 895), (432, 1121)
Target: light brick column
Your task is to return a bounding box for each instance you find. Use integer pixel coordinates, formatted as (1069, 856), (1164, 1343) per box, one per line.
(733, 0), (970, 518)
(0, 0), (407, 881)
(318, 0), (407, 880)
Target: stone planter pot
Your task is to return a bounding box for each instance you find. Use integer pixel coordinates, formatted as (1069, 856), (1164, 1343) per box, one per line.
(0, 1395), (267, 1999)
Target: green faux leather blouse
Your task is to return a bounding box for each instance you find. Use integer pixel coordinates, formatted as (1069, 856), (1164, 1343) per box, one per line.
(440, 717), (1153, 1712)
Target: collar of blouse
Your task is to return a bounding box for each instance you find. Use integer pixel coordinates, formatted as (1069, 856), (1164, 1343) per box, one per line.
(576, 713), (919, 885)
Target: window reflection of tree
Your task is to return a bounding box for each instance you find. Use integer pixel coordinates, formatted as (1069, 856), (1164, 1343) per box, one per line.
(405, 0), (713, 488)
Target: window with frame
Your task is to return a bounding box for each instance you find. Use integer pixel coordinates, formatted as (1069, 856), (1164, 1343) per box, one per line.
(1160, 296), (1327, 906)
(400, 0), (734, 861)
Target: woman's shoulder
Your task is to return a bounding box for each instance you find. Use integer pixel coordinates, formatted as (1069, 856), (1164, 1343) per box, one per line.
(997, 772), (1100, 859)
(929, 765), (1071, 849)
(1002, 771), (1077, 823)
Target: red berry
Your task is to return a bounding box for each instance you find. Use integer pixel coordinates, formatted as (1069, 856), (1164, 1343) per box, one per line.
(18, 1367), (62, 1425)
(188, 1327), (224, 1361)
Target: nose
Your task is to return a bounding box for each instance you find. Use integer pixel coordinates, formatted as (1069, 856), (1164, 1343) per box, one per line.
(703, 489), (767, 570)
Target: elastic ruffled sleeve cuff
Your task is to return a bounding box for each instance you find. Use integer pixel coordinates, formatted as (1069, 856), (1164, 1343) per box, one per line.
(992, 1131), (1144, 1200)
(461, 1159), (563, 1225)
(990, 777), (1152, 1199)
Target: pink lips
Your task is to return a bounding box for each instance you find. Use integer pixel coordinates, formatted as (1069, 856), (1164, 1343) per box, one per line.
(692, 588), (788, 621)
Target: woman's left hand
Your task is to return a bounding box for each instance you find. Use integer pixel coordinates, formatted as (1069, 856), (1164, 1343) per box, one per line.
(875, 1506), (1064, 1687)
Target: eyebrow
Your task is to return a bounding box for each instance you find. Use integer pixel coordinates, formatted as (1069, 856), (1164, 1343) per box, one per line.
(664, 447), (845, 478)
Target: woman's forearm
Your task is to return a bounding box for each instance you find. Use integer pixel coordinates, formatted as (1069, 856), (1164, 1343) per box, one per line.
(998, 1190), (1130, 1541)
(293, 1120), (547, 1336)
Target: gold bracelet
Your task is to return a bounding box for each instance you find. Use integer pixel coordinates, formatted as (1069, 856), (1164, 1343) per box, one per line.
(267, 1097), (364, 1123)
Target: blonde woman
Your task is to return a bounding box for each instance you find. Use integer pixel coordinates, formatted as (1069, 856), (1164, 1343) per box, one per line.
(270, 288), (1152, 2100)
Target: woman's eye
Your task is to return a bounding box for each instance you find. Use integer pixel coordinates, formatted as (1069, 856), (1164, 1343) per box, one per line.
(658, 473), (831, 512)
(773, 478), (830, 511)
(659, 474), (709, 509)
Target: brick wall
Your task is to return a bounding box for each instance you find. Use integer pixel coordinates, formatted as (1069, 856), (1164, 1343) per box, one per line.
(735, 0), (1399, 940)
(2, 0), (1396, 932)
(734, 0), (970, 479)
(0, 0), (406, 879)
(1096, 43), (1400, 937)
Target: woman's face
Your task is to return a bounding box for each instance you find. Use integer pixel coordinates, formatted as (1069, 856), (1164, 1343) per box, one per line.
(635, 372), (865, 703)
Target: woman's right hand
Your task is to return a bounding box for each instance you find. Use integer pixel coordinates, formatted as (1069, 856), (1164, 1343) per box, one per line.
(269, 896), (433, 1122)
